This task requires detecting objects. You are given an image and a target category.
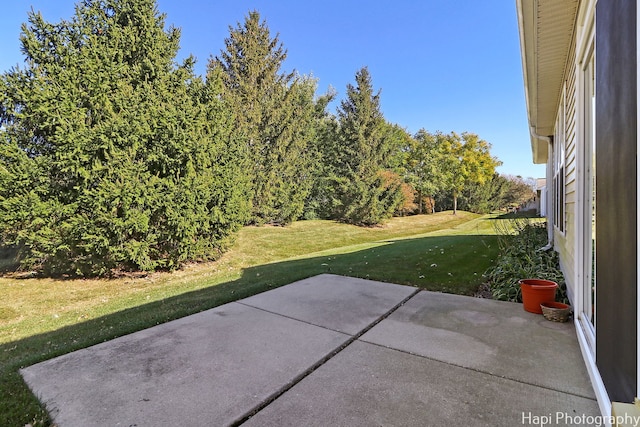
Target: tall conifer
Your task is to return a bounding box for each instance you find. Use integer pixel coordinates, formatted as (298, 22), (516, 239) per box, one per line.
(0, 0), (247, 275)
(214, 11), (317, 224)
(332, 67), (403, 225)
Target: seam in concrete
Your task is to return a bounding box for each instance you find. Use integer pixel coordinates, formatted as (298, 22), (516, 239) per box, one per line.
(236, 301), (353, 335)
(358, 339), (598, 402)
(230, 288), (422, 426)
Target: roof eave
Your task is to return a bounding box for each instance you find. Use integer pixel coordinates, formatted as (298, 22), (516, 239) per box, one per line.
(516, 0), (578, 165)
(517, 0), (548, 164)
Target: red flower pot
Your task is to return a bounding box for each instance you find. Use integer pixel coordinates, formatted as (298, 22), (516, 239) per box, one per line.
(519, 279), (558, 314)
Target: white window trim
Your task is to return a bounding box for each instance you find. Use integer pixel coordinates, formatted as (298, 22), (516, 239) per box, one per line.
(575, 41), (595, 352)
(553, 88), (567, 236)
(637, 0), (640, 400)
(574, 2), (612, 418)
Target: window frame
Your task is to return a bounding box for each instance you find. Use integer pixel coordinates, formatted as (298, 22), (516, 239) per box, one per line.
(553, 87), (567, 234)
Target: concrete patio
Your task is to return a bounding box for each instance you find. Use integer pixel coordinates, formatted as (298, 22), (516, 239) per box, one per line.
(21, 274), (599, 426)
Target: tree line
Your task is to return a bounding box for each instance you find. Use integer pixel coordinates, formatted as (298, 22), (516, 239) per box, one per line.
(0, 0), (534, 276)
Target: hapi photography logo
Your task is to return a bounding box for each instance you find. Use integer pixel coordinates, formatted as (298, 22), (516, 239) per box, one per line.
(522, 411), (640, 427)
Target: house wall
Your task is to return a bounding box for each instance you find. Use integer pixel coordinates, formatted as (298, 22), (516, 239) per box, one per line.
(595, 0), (637, 403)
(555, 43), (579, 302)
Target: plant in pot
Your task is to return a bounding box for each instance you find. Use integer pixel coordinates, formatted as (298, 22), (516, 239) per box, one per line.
(484, 219), (570, 306)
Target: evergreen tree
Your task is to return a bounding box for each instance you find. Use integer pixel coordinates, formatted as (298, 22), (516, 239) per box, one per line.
(332, 67), (403, 225)
(0, 0), (247, 276)
(303, 87), (339, 220)
(214, 11), (317, 224)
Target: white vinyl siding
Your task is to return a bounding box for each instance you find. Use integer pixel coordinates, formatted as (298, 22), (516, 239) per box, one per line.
(554, 43), (578, 303)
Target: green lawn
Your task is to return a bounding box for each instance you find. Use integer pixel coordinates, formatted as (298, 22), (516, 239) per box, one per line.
(0, 211), (503, 426)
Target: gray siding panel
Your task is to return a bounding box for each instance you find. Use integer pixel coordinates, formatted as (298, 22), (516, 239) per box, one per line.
(595, 0), (637, 403)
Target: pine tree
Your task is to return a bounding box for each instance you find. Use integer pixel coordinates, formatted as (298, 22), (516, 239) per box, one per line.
(214, 11), (317, 224)
(0, 0), (248, 276)
(303, 87), (339, 220)
(332, 67), (403, 225)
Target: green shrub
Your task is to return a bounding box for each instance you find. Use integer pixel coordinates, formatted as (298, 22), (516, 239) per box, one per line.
(0, 1), (250, 276)
(484, 219), (568, 303)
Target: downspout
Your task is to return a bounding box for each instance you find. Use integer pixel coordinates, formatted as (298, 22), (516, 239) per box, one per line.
(529, 125), (551, 144)
(538, 242), (554, 252)
(529, 126), (554, 252)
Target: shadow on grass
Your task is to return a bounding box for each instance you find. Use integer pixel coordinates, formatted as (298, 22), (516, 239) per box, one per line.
(0, 233), (499, 426)
(0, 245), (20, 274)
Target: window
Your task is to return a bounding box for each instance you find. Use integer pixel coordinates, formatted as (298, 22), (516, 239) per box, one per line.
(581, 48), (595, 331)
(553, 89), (566, 233)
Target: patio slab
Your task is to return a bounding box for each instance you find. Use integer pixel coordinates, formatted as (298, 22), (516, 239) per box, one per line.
(245, 340), (600, 427)
(20, 274), (415, 426)
(359, 291), (596, 398)
(239, 274), (418, 335)
(20, 302), (350, 427)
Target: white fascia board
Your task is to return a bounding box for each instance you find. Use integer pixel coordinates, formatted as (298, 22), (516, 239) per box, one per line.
(517, 0), (550, 165)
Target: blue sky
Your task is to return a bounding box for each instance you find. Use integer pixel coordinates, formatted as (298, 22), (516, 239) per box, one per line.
(1, 1), (545, 179)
